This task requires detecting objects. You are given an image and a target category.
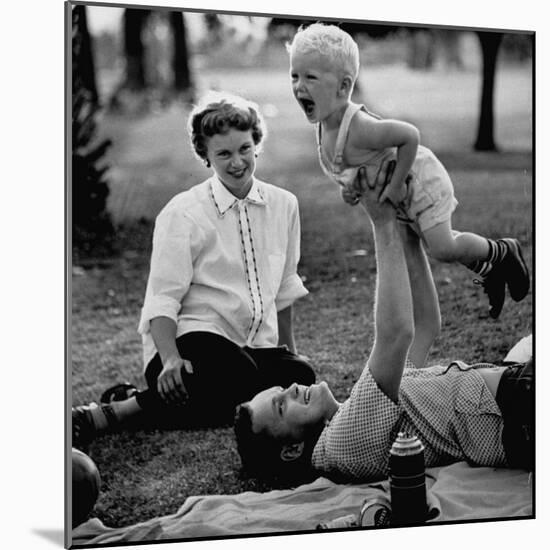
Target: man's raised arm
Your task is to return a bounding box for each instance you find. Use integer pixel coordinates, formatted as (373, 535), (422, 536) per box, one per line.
(357, 165), (414, 402)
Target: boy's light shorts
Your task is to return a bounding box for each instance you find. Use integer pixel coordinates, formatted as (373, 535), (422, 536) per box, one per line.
(396, 149), (458, 234)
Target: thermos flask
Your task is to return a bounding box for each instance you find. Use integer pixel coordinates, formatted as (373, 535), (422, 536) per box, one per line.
(388, 432), (427, 525)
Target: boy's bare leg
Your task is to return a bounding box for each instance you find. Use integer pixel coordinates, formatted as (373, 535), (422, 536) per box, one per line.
(422, 220), (489, 264)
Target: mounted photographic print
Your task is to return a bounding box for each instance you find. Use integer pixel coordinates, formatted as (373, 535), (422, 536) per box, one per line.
(67, 0), (534, 547)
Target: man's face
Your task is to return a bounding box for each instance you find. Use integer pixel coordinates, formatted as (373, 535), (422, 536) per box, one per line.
(247, 381), (339, 441)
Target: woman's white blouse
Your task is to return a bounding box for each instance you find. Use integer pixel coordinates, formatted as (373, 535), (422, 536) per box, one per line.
(138, 175), (308, 367)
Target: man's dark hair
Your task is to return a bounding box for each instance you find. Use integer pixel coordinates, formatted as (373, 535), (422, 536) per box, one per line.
(233, 404), (321, 484)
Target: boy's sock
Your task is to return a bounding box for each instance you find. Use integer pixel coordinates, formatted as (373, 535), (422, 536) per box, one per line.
(466, 239), (507, 277)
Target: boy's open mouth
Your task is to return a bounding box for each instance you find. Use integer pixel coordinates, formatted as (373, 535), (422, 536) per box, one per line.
(299, 98), (316, 117)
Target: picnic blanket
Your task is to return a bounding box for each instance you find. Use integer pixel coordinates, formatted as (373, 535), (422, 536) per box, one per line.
(72, 461), (533, 545)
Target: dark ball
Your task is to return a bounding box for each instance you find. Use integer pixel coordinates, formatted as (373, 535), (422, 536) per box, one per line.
(72, 448), (101, 528)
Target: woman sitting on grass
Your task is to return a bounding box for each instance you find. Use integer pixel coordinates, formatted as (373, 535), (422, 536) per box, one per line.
(73, 91), (316, 448)
(234, 161), (533, 482)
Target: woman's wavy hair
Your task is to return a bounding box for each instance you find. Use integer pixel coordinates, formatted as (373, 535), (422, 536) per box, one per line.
(188, 91), (266, 166)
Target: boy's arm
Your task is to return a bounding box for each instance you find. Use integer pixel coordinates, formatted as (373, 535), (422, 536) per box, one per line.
(357, 165), (414, 402)
(351, 116), (419, 206)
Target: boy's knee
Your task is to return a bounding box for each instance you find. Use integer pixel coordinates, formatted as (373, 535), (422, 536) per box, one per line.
(423, 224), (458, 262)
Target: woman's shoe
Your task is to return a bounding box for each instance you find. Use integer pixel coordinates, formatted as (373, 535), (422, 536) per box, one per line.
(100, 382), (138, 404)
(72, 402), (118, 450)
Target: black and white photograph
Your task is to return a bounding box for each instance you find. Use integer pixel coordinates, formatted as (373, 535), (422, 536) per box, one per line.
(65, 0), (535, 547)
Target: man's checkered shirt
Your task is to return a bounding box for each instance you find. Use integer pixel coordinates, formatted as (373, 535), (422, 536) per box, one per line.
(311, 361), (507, 481)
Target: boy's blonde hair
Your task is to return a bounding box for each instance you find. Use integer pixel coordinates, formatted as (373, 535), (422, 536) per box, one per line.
(188, 91), (266, 164)
(286, 23), (360, 84)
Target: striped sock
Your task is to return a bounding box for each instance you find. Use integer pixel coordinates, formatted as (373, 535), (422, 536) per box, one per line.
(467, 239), (507, 277)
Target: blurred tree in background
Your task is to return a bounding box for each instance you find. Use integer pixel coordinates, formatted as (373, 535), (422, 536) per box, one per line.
(109, 8), (194, 113)
(121, 8), (150, 91)
(474, 31), (504, 151)
(72, 5), (114, 256)
(170, 11), (193, 94)
(203, 13), (224, 48)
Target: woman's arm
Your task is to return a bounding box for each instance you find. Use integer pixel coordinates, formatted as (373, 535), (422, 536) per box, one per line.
(138, 206), (195, 335)
(277, 305), (296, 354)
(141, 207), (198, 404)
(274, 195), (308, 311)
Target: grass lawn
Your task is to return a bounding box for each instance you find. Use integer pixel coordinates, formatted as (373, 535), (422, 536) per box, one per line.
(72, 62), (533, 528)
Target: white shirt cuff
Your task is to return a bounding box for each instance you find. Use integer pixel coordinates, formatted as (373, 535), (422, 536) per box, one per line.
(138, 295), (182, 334)
(275, 274), (308, 311)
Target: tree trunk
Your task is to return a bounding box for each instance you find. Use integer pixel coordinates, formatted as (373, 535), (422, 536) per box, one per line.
(474, 32), (503, 151)
(72, 6), (113, 254)
(169, 11), (192, 93)
(407, 29), (436, 70)
(72, 5), (98, 104)
(123, 8), (150, 91)
(204, 13), (223, 47)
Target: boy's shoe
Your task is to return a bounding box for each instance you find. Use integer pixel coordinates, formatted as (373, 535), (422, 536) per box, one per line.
(474, 238), (530, 319)
(474, 265), (506, 319)
(498, 238), (530, 302)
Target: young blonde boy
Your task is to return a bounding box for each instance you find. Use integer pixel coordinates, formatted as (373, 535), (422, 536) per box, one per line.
(286, 23), (529, 319)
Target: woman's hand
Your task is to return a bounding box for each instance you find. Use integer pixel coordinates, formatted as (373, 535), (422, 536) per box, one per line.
(157, 355), (194, 405)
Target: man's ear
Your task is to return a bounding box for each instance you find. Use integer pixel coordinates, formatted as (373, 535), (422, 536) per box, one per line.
(280, 441), (305, 462)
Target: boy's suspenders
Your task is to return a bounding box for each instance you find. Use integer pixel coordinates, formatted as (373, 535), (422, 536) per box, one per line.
(332, 103), (364, 171)
(318, 102), (382, 174)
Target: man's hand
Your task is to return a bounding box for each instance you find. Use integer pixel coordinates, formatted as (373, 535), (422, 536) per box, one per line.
(157, 355), (193, 405)
(340, 183), (361, 206)
(379, 181), (407, 207)
(356, 161), (397, 224)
